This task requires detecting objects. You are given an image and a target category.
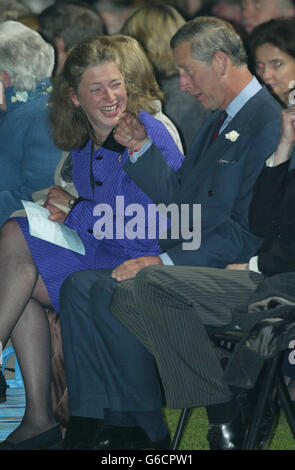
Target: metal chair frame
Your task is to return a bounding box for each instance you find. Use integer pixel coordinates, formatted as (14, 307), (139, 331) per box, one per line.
(171, 331), (295, 450)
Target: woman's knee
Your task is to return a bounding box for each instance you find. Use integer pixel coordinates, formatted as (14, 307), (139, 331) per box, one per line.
(0, 220), (25, 251)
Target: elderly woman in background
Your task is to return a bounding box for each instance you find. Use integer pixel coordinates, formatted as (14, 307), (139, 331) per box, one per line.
(0, 21), (62, 228)
(121, 4), (210, 152)
(0, 34), (183, 450)
(248, 18), (295, 107)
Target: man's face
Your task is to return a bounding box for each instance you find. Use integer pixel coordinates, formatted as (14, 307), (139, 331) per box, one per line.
(173, 41), (224, 110)
(242, 0), (284, 33)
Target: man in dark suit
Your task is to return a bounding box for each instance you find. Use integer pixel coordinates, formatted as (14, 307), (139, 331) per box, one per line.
(112, 16), (282, 278)
(112, 105), (295, 450)
(59, 17), (283, 450)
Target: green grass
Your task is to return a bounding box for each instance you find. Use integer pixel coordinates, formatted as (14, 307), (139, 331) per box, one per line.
(163, 407), (295, 450)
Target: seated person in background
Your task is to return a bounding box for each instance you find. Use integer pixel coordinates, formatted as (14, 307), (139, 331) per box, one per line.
(0, 34), (183, 450)
(112, 105), (295, 450)
(59, 16), (282, 451)
(38, 2), (104, 76)
(93, 0), (136, 35)
(121, 4), (210, 152)
(210, 0), (243, 25)
(248, 18), (295, 107)
(0, 21), (62, 229)
(241, 0), (295, 35)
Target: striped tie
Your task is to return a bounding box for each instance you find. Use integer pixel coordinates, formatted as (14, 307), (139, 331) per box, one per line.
(210, 111), (228, 144)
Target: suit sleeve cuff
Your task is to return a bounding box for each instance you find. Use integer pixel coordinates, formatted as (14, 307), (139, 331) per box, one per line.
(249, 256), (261, 273)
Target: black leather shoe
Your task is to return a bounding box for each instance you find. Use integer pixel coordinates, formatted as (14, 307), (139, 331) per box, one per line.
(0, 370), (7, 404)
(207, 411), (245, 450)
(95, 425), (171, 450)
(0, 425), (62, 450)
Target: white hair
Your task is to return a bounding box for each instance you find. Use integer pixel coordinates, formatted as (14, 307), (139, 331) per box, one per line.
(0, 20), (54, 91)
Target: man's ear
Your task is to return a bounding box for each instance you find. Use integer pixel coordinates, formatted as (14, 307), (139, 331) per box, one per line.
(1, 70), (11, 87)
(54, 37), (67, 75)
(55, 37), (65, 54)
(69, 87), (80, 107)
(212, 51), (228, 77)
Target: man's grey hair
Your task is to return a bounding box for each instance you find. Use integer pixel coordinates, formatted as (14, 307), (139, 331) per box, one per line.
(171, 16), (247, 67)
(0, 21), (54, 91)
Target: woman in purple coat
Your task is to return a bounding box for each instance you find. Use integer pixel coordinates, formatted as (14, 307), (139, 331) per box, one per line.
(0, 35), (183, 449)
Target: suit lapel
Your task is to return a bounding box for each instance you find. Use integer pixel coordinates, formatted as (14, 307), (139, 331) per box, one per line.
(188, 88), (267, 180)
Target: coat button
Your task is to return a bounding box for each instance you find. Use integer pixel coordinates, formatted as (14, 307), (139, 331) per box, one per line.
(208, 190), (213, 197)
(95, 181), (103, 186)
(87, 229), (93, 234)
(95, 155), (103, 160)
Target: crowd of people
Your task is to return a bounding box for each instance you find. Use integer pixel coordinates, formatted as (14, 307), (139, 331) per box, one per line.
(0, 0), (295, 452)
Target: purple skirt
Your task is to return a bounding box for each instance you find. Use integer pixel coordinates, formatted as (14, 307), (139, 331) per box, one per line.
(15, 217), (96, 311)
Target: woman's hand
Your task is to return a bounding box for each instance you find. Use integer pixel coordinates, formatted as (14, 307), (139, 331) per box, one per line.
(45, 203), (67, 223)
(280, 106), (295, 145)
(274, 106), (295, 165)
(114, 112), (148, 153)
(45, 186), (74, 210)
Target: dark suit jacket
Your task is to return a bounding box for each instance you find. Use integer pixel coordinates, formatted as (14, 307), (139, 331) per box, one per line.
(249, 158), (295, 275)
(124, 86), (282, 268)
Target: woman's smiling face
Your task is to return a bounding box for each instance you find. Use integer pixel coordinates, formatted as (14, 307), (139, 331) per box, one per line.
(71, 60), (128, 140)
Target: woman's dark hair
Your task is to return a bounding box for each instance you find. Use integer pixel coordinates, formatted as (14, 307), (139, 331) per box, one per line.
(248, 18), (295, 62)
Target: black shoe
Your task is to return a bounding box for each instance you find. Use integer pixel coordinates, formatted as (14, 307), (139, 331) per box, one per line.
(0, 425), (62, 450)
(63, 416), (104, 450)
(207, 411), (245, 450)
(95, 425), (171, 450)
(0, 370), (7, 404)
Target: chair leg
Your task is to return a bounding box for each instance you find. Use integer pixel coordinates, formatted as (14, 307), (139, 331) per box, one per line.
(277, 372), (295, 439)
(243, 357), (280, 450)
(171, 408), (191, 450)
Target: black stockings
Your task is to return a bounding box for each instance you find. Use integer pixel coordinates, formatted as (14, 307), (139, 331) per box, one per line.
(0, 221), (56, 443)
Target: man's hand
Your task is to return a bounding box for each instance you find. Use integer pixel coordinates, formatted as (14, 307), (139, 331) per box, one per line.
(114, 112), (148, 152)
(111, 256), (163, 282)
(226, 263), (249, 270)
(45, 185), (74, 210)
(45, 203), (67, 223)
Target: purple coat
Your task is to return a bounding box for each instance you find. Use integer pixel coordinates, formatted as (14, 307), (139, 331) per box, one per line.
(15, 111), (184, 311)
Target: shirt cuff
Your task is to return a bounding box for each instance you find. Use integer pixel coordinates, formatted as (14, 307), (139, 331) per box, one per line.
(159, 252), (175, 265)
(265, 153), (275, 167)
(248, 256), (261, 273)
(129, 137), (153, 163)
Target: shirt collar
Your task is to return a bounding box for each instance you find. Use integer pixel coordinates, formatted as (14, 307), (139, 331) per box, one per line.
(225, 76), (262, 120)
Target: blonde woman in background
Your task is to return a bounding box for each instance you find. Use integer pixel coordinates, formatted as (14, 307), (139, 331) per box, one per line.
(121, 4), (210, 152)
